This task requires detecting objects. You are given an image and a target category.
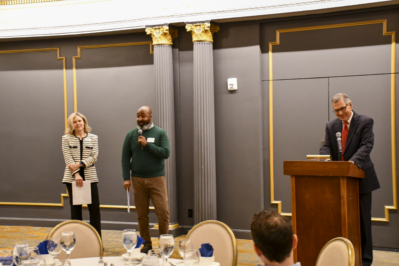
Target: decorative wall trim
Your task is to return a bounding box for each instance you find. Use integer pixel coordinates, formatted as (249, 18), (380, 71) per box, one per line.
(268, 19), (397, 222)
(0, 0), (63, 5)
(186, 23), (220, 43)
(0, 0), (394, 39)
(0, 48), (67, 128)
(72, 41), (153, 112)
(71, 41), (154, 211)
(146, 26), (178, 46)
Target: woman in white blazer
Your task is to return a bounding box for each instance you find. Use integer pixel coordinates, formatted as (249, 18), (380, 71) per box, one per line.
(62, 112), (102, 237)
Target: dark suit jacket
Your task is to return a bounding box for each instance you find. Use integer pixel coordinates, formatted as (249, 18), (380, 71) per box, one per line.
(320, 111), (380, 193)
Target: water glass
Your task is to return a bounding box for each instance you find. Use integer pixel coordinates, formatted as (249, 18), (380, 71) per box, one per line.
(60, 231), (76, 263)
(0, 249), (13, 266)
(13, 243), (30, 266)
(122, 229), (137, 265)
(47, 237), (62, 264)
(142, 250), (159, 266)
(184, 249), (200, 266)
(178, 239), (192, 260)
(29, 246), (46, 266)
(159, 234), (174, 266)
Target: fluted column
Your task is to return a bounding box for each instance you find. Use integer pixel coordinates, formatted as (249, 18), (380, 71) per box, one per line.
(146, 26), (179, 228)
(186, 23), (220, 223)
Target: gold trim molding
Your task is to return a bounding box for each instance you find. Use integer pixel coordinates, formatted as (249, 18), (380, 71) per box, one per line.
(146, 26), (178, 46)
(0, 48), (67, 129)
(0, 47), (69, 207)
(0, 0), (63, 5)
(269, 19), (397, 222)
(153, 223), (180, 230)
(186, 23), (220, 43)
(71, 41), (154, 210)
(72, 41), (153, 112)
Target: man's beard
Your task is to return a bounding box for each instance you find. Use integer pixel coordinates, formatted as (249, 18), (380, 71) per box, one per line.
(137, 121), (152, 130)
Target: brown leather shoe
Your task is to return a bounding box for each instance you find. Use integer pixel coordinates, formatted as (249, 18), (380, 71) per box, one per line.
(141, 245), (152, 254)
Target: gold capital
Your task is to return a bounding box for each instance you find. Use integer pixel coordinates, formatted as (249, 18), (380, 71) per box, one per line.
(145, 26), (178, 46)
(186, 23), (220, 43)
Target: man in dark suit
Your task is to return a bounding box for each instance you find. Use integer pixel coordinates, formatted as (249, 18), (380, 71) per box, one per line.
(320, 93), (380, 266)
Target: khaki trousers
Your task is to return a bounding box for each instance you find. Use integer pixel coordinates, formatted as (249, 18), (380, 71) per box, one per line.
(132, 176), (169, 247)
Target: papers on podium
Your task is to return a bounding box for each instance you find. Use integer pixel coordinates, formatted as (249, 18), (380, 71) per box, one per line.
(72, 181), (92, 205)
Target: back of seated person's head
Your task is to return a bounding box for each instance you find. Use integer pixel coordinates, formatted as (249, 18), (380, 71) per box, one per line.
(251, 210), (297, 265)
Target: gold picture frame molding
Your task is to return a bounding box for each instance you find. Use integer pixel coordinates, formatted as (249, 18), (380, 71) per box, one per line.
(72, 41), (153, 112)
(0, 47), (69, 207)
(269, 19), (397, 222)
(72, 41), (154, 210)
(0, 42), (155, 211)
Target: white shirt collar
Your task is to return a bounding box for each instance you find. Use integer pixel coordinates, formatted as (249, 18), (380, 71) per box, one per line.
(342, 111), (353, 128)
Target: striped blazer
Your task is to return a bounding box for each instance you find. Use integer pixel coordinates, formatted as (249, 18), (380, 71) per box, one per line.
(62, 133), (99, 183)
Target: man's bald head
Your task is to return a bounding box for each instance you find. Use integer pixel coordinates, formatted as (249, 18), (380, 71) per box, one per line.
(138, 106), (152, 114)
(137, 106), (152, 127)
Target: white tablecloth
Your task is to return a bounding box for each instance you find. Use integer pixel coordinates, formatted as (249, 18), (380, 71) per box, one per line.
(68, 256), (181, 266)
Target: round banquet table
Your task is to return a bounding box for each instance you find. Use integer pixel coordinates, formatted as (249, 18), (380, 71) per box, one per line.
(68, 256), (181, 266)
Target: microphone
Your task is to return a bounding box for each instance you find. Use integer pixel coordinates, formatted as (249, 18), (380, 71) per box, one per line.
(336, 132), (342, 158)
(138, 129), (143, 150)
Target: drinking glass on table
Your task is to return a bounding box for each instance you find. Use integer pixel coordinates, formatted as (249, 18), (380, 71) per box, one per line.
(47, 237), (62, 265)
(159, 234), (174, 266)
(60, 231), (76, 264)
(122, 229), (137, 266)
(178, 239), (192, 260)
(29, 246), (46, 266)
(13, 243), (30, 266)
(0, 249), (13, 266)
(183, 249), (199, 266)
(142, 250), (159, 266)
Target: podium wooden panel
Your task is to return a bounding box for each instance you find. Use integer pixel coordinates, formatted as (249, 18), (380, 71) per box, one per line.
(284, 161), (364, 266)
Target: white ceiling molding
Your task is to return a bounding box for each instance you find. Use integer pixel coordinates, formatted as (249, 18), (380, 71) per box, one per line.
(0, 0), (396, 39)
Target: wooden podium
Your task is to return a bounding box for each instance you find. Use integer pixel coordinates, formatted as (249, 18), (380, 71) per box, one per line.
(284, 161), (365, 266)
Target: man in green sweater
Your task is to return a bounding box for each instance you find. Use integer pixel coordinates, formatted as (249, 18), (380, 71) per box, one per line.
(122, 106), (170, 254)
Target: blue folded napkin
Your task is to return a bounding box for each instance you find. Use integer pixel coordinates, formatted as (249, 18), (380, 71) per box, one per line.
(135, 235), (145, 249)
(0, 256), (13, 264)
(199, 243), (213, 257)
(37, 240), (49, 255)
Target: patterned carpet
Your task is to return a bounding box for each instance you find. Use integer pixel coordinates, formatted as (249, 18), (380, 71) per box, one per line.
(0, 226), (398, 265)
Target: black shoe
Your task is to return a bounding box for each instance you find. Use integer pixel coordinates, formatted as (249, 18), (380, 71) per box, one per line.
(141, 245), (152, 254)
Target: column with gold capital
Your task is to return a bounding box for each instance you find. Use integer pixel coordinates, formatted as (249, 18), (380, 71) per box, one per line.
(145, 26), (179, 230)
(186, 22), (220, 223)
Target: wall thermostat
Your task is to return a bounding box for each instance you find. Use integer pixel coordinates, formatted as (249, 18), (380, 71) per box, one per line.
(227, 78), (237, 91)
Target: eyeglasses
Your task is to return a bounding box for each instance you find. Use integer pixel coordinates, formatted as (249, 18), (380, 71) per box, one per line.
(332, 104), (348, 113)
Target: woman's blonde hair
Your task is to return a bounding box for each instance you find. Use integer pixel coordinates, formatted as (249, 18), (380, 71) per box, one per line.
(65, 112), (92, 135)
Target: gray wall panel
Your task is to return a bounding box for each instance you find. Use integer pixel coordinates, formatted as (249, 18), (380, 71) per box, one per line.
(273, 79), (329, 213)
(76, 65), (156, 203)
(262, 82), (271, 211)
(0, 53), (65, 204)
(372, 74), (399, 249)
(260, 7), (399, 80)
(176, 50), (194, 227)
(273, 44), (391, 80)
(214, 45), (263, 229)
(329, 75), (392, 218)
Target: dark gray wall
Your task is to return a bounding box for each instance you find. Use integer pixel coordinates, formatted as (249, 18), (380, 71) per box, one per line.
(0, 5), (398, 249)
(260, 7), (399, 248)
(213, 21), (264, 232)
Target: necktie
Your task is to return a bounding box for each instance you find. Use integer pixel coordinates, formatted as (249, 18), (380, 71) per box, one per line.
(341, 122), (349, 161)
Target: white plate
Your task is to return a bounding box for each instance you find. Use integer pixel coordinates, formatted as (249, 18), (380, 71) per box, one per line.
(122, 252), (146, 261)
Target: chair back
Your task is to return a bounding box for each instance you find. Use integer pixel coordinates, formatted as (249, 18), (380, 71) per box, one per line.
(46, 220), (103, 259)
(316, 237), (355, 266)
(187, 220), (237, 266)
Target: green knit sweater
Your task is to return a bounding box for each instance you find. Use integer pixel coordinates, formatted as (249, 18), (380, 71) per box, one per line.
(121, 126), (170, 180)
